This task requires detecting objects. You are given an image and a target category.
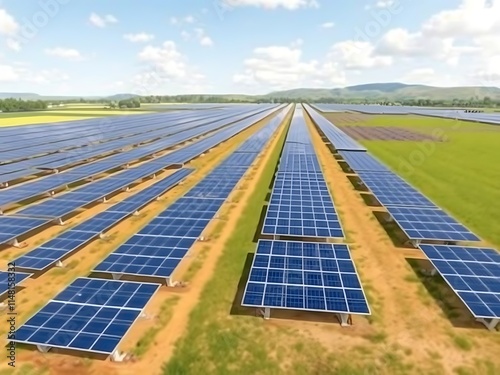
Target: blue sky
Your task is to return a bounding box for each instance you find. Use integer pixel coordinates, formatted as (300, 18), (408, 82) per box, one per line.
(0, 0), (499, 96)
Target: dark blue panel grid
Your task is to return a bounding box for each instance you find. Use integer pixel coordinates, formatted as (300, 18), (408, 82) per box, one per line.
(338, 151), (390, 172)
(158, 197), (224, 219)
(357, 171), (436, 208)
(262, 177), (343, 238)
(10, 278), (160, 355)
(242, 240), (370, 315)
(0, 271), (32, 296)
(0, 216), (50, 244)
(136, 217), (210, 238)
(93, 234), (196, 277)
(387, 206), (480, 242)
(420, 244), (500, 319)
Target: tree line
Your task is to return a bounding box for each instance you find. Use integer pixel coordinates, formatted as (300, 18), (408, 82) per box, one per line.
(0, 98), (47, 112)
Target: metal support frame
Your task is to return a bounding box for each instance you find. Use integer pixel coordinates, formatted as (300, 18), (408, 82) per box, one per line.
(55, 217), (65, 226)
(338, 313), (351, 327)
(111, 273), (123, 280)
(55, 260), (64, 268)
(101, 196), (108, 203)
(166, 277), (174, 287)
(36, 345), (51, 353)
(476, 318), (499, 331)
(110, 350), (127, 362)
(122, 186), (130, 192)
(99, 232), (106, 239)
(263, 307), (271, 320)
(410, 240), (421, 248)
(8, 238), (20, 248)
(132, 210), (140, 216)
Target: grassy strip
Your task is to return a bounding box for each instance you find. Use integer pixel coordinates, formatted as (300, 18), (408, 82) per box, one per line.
(132, 296), (180, 358)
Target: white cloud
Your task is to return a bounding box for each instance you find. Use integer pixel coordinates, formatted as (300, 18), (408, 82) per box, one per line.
(375, 0), (396, 8)
(0, 64), (19, 82)
(194, 28), (213, 47)
(6, 38), (20, 51)
(133, 40), (207, 94)
(0, 8), (19, 35)
(45, 47), (82, 60)
(181, 30), (191, 40)
(223, 0), (319, 10)
(171, 15), (196, 26)
(233, 43), (346, 92)
(320, 22), (334, 28)
(89, 13), (118, 28)
(123, 32), (155, 43)
(330, 40), (392, 69)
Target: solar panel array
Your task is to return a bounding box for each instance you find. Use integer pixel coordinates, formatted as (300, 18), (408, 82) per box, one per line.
(303, 104), (366, 151)
(262, 106), (343, 239)
(242, 106), (370, 322)
(242, 240), (370, 315)
(0, 106), (286, 246)
(10, 278), (160, 354)
(419, 244), (500, 322)
(302, 106), (481, 244)
(93, 105), (291, 280)
(309, 104), (499, 325)
(11, 169), (193, 271)
(5, 104), (291, 357)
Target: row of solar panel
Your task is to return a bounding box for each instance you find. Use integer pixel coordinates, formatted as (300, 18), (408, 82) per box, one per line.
(0, 105), (276, 193)
(10, 169), (193, 271)
(5, 106), (289, 357)
(0, 107), (286, 246)
(303, 104), (366, 151)
(0, 106), (268, 163)
(262, 106), (344, 239)
(93, 106), (290, 279)
(241, 106), (371, 320)
(308, 107), (499, 323)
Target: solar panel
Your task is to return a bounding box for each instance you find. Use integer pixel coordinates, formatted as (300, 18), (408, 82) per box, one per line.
(93, 236), (196, 278)
(0, 216), (50, 244)
(242, 240), (370, 315)
(10, 278), (160, 355)
(158, 197), (224, 219)
(357, 171), (437, 208)
(420, 244), (500, 320)
(338, 151), (391, 172)
(0, 270), (32, 297)
(303, 104), (366, 151)
(386, 206), (480, 242)
(263, 176), (343, 238)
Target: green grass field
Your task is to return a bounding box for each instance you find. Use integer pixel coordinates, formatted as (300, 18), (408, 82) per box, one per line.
(332, 114), (500, 248)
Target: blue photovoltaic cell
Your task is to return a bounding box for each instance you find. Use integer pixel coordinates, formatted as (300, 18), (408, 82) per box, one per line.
(357, 171), (437, 208)
(420, 244), (500, 319)
(242, 240), (370, 315)
(158, 197), (224, 219)
(0, 216), (50, 244)
(386, 206), (480, 242)
(338, 151), (390, 172)
(10, 278), (160, 355)
(0, 271), (32, 297)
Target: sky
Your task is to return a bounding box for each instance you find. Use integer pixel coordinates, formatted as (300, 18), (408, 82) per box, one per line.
(0, 0), (499, 96)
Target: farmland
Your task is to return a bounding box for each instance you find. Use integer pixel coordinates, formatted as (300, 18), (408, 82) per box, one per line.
(0, 105), (499, 375)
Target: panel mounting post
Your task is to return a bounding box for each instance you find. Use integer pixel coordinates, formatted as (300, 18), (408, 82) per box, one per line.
(55, 260), (64, 268)
(476, 318), (499, 331)
(8, 238), (21, 248)
(166, 277), (174, 287)
(338, 313), (351, 327)
(263, 307), (271, 320)
(111, 273), (123, 280)
(36, 345), (51, 353)
(55, 217), (65, 226)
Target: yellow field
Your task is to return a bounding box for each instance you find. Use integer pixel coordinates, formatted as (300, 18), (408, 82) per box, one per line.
(0, 115), (98, 127)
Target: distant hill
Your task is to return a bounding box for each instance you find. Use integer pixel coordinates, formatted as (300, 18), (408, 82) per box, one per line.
(2, 83), (500, 102)
(0, 92), (139, 101)
(264, 83), (500, 101)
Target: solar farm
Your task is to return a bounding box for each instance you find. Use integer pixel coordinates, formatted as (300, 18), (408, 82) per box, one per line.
(1, 103), (499, 375)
